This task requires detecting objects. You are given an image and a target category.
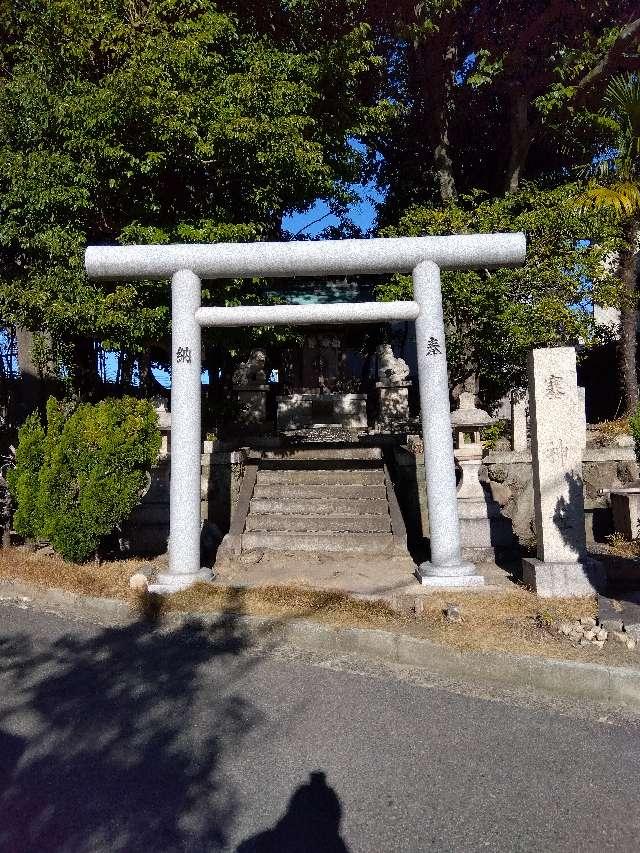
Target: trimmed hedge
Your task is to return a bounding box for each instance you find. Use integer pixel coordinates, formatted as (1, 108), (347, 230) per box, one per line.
(8, 397), (161, 562)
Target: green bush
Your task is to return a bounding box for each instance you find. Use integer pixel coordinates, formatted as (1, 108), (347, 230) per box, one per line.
(8, 397), (161, 562)
(481, 419), (508, 451)
(7, 412), (46, 541)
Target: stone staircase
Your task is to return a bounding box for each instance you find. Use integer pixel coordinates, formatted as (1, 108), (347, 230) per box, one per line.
(220, 447), (408, 558)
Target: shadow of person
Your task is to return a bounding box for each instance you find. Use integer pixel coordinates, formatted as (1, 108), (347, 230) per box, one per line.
(236, 770), (350, 853)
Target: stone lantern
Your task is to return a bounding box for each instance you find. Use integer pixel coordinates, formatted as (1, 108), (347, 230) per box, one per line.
(451, 392), (513, 558)
(451, 392), (492, 463)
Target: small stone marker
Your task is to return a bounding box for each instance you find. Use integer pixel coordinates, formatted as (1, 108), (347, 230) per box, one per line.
(522, 347), (603, 597)
(510, 392), (528, 452)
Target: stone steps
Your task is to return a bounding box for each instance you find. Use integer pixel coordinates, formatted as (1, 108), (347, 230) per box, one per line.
(221, 445), (408, 561)
(261, 447), (382, 461)
(252, 483), (386, 500)
(242, 531), (394, 554)
(249, 497), (389, 516)
(244, 514), (391, 533)
(256, 469), (385, 485)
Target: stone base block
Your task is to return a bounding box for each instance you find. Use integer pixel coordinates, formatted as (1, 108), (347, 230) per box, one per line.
(416, 562), (485, 588)
(149, 568), (213, 594)
(521, 557), (605, 598)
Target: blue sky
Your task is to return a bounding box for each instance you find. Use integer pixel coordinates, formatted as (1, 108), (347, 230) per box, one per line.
(282, 180), (382, 237)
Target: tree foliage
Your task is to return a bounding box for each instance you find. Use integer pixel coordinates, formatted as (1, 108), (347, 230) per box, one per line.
(377, 184), (619, 405)
(0, 0), (386, 386)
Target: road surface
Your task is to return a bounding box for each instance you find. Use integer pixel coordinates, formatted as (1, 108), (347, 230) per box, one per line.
(0, 601), (639, 852)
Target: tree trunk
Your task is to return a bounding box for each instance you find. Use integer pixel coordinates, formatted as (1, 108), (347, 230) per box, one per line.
(71, 336), (99, 400)
(504, 88), (532, 194)
(618, 218), (639, 413)
(15, 327), (42, 423)
(431, 40), (458, 204)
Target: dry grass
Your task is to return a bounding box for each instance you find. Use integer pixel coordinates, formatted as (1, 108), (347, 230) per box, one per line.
(166, 582), (405, 627)
(0, 547), (141, 601)
(590, 416), (630, 446)
(605, 532), (640, 559)
(1, 546), (636, 666)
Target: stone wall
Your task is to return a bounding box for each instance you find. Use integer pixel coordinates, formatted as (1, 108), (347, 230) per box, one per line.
(124, 449), (247, 556)
(391, 442), (639, 552)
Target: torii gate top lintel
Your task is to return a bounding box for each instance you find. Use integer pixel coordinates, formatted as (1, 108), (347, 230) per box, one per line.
(84, 232), (525, 280)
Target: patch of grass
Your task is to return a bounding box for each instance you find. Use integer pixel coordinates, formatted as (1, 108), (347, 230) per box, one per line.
(3, 546), (635, 667)
(0, 546), (141, 601)
(166, 582), (404, 628)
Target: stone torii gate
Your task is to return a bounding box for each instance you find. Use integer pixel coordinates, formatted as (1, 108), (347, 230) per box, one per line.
(85, 233), (526, 591)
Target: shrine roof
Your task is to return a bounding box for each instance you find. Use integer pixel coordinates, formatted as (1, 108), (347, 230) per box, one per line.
(267, 279), (375, 305)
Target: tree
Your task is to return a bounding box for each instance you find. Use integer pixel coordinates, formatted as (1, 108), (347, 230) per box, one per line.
(362, 2), (638, 402)
(579, 73), (640, 412)
(0, 0), (385, 398)
(365, 1), (639, 220)
(376, 184), (618, 407)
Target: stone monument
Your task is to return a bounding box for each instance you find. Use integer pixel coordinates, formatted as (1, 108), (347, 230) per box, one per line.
(232, 349), (270, 426)
(522, 347), (604, 596)
(376, 344), (412, 426)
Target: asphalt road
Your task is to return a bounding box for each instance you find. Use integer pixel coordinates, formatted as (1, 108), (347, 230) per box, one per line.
(1, 603), (639, 853)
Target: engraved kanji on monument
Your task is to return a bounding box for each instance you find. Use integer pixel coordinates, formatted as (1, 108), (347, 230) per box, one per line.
(522, 347), (603, 596)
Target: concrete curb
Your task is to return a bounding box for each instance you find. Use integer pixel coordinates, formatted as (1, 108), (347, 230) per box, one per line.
(1, 579), (639, 707)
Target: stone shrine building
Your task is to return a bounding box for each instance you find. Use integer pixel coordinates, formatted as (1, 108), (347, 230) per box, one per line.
(229, 278), (417, 434)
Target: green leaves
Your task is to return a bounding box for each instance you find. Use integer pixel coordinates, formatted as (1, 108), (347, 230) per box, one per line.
(8, 396), (161, 561)
(378, 184), (618, 404)
(0, 0), (382, 367)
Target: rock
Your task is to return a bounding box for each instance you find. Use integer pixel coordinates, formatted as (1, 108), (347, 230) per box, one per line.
(558, 622), (573, 636)
(600, 618), (624, 633)
(625, 624), (640, 641)
(612, 631), (628, 645)
(579, 638), (592, 647)
(614, 434), (635, 448)
(239, 550), (264, 565)
(583, 628), (596, 641)
(444, 603), (463, 623)
(596, 628), (608, 642)
(129, 573), (149, 593)
(627, 638), (637, 651)
(580, 617), (597, 628)
(136, 562), (156, 579)
(592, 639), (605, 649)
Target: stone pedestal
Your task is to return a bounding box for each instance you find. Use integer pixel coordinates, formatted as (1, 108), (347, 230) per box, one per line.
(521, 347), (603, 597)
(376, 381), (411, 425)
(276, 393), (367, 431)
(611, 488), (640, 540)
(456, 458), (514, 560)
(234, 385), (269, 426)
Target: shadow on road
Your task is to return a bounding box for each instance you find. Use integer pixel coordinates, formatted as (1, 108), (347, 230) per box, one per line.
(236, 770), (350, 853)
(0, 604), (264, 852)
